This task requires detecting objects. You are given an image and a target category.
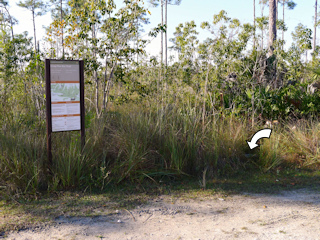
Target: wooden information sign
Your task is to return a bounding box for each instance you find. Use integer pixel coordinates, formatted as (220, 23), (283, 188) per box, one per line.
(45, 59), (85, 166)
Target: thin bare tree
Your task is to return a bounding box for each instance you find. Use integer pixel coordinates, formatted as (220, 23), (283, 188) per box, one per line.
(165, 0), (167, 66)
(60, 0), (64, 58)
(254, 0), (256, 49)
(259, 0), (268, 49)
(314, 0), (318, 52)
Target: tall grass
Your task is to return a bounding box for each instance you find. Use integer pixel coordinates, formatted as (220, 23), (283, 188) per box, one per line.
(100, 103), (251, 180)
(1, 102), (320, 194)
(50, 132), (102, 189)
(258, 127), (284, 172)
(283, 120), (320, 167)
(0, 127), (46, 194)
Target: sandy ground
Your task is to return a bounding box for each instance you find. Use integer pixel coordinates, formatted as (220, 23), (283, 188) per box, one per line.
(5, 188), (320, 240)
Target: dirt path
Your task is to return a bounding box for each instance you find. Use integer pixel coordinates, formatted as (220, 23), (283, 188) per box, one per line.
(6, 188), (320, 240)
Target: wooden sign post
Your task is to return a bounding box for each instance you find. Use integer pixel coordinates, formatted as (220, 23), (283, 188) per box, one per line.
(45, 59), (85, 168)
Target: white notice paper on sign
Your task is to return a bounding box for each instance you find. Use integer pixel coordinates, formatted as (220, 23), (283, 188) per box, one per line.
(50, 61), (81, 132)
(52, 116), (81, 132)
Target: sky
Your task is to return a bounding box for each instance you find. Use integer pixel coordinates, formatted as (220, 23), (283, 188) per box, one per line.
(7, 0), (318, 60)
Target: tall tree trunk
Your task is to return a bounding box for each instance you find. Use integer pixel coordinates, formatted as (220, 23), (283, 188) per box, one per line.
(314, 0), (318, 52)
(61, 0), (64, 59)
(164, 0), (168, 94)
(160, 0), (163, 102)
(253, 0), (256, 49)
(103, 61), (108, 111)
(268, 0), (277, 56)
(103, 61), (117, 111)
(268, 0), (277, 88)
(92, 10), (99, 115)
(161, 0), (163, 68)
(251, 90), (255, 128)
(136, 28), (139, 63)
(261, 3), (264, 49)
(202, 63), (210, 128)
(276, 0), (278, 21)
(32, 8), (36, 52)
(134, 3), (139, 63)
(95, 70), (99, 115)
(282, 0), (285, 41)
(165, 0), (167, 67)
(262, 25), (264, 50)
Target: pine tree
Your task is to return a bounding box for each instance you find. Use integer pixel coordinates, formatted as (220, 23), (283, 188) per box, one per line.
(17, 0), (48, 52)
